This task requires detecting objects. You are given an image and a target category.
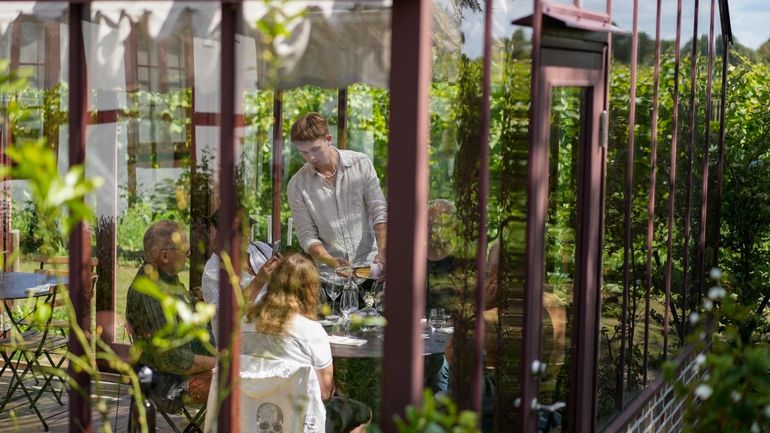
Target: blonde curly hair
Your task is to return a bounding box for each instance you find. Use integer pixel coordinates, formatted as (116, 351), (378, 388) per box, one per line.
(247, 253), (321, 335)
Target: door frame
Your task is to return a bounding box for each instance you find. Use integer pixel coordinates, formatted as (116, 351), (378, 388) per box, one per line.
(520, 36), (608, 433)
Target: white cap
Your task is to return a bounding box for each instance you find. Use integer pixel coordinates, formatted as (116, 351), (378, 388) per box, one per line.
(247, 241), (273, 274)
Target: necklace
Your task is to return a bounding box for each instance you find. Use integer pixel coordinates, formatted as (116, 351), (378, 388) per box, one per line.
(321, 159), (339, 179)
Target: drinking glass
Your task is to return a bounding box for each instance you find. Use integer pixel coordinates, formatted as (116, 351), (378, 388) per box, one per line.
(429, 308), (446, 333)
(325, 275), (343, 316)
(374, 280), (386, 315)
(340, 287), (359, 336)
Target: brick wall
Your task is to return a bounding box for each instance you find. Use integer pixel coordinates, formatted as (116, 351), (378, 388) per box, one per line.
(603, 347), (701, 433)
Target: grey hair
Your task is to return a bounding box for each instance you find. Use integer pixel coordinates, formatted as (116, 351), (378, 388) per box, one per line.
(143, 220), (184, 263)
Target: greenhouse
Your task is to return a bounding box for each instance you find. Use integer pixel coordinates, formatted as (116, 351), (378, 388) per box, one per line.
(2, 0), (767, 433)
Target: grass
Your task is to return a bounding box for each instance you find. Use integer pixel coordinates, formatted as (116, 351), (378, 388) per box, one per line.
(14, 255), (190, 343)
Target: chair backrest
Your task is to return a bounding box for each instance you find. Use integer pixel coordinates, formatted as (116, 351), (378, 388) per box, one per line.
(205, 355), (326, 433)
(33, 256), (99, 302)
(33, 256), (99, 276)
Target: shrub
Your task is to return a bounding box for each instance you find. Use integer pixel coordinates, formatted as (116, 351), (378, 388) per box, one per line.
(664, 269), (770, 433)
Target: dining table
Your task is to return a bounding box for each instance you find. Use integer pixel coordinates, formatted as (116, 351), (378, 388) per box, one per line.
(327, 326), (452, 358)
(0, 272), (66, 335)
(0, 271), (69, 429)
(320, 317), (453, 423)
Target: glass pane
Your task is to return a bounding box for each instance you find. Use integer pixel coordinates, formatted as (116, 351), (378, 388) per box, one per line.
(489, 20), (533, 433)
(427, 1), (532, 431)
(541, 86), (582, 430)
(630, 0), (665, 395)
(598, 0), (645, 422)
(238, 0), (393, 424)
(85, 1), (221, 343)
(675, 0), (695, 339)
(1, 3), (69, 274)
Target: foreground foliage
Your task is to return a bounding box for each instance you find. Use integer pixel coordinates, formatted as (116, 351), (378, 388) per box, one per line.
(665, 270), (770, 433)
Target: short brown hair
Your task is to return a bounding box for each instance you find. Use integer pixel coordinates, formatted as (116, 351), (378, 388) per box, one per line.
(290, 112), (329, 143)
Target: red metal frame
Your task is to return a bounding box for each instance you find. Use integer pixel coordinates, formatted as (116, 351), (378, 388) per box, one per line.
(681, 0), (701, 333)
(644, 0), (663, 374)
(67, 3), (93, 432)
(520, 2), (544, 430)
(271, 90), (283, 245)
(216, 2), (241, 431)
(620, 0), (639, 389)
(380, 0), (432, 431)
(664, 0), (684, 360)
(471, 0), (493, 415)
(696, 0), (716, 298)
(712, 36), (729, 268)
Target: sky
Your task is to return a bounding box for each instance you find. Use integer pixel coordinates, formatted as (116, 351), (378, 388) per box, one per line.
(590, 0), (769, 49)
(454, 0), (770, 58)
(729, 0), (770, 49)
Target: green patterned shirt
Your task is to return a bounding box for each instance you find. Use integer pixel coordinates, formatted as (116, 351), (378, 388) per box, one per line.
(126, 264), (203, 375)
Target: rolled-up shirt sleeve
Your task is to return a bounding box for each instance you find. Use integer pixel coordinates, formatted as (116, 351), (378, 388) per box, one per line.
(288, 176), (323, 252)
(364, 158), (387, 226)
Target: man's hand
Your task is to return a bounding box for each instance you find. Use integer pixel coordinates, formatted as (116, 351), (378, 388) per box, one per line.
(373, 249), (386, 275)
(328, 256), (350, 268)
(308, 242), (349, 269)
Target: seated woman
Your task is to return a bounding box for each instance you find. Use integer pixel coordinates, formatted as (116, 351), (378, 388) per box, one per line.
(243, 253), (371, 433)
(202, 208), (279, 337)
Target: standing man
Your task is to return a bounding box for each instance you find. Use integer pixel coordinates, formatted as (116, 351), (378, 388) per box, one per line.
(288, 112), (387, 270)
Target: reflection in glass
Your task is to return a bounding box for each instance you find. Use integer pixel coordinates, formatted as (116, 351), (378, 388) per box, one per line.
(1, 5), (71, 329)
(541, 87), (581, 429)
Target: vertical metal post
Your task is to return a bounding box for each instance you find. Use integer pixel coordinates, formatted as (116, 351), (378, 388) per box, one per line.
(648, 0), (668, 359)
(682, 0), (700, 330)
(697, 0), (716, 296)
(3, 14), (20, 275)
(272, 90), (283, 245)
(472, 0), (493, 415)
(380, 0), (432, 430)
(665, 0), (684, 346)
(621, 0), (640, 391)
(712, 37), (728, 268)
(643, 0), (661, 385)
(217, 2), (241, 432)
(338, 87), (348, 149)
(603, 0), (619, 414)
(68, 3), (93, 432)
(187, 14), (209, 290)
(521, 0), (544, 429)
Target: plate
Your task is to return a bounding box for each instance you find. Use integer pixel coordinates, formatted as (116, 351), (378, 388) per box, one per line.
(335, 265), (379, 280)
(354, 266), (372, 279)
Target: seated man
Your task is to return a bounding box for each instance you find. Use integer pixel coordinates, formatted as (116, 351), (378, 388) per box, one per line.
(126, 220), (216, 407)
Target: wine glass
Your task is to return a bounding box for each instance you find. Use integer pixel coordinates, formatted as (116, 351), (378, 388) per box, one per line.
(429, 308), (446, 333)
(374, 280), (386, 315)
(340, 286), (359, 336)
(358, 281), (379, 331)
(325, 275), (343, 317)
